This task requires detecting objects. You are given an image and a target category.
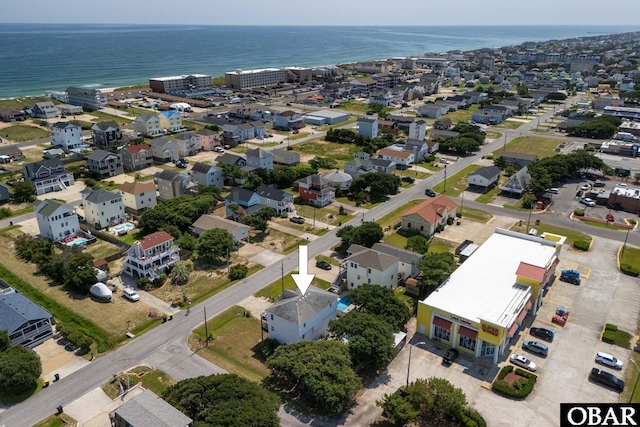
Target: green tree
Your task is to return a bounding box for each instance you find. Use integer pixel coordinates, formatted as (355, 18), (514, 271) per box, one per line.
(228, 264), (249, 280)
(243, 173), (264, 191)
(377, 392), (420, 426)
(493, 155), (507, 169)
(336, 222), (384, 253)
(175, 232), (197, 251)
(417, 252), (456, 298)
(348, 284), (411, 331)
(521, 193), (537, 209)
(266, 340), (360, 415)
(405, 235), (429, 254)
(197, 228), (235, 261)
(0, 331), (10, 353)
(244, 215), (268, 231)
(64, 252), (96, 293)
(139, 194), (218, 234)
(350, 172), (402, 203)
(329, 310), (395, 368)
(40, 253), (66, 284)
(11, 181), (36, 203)
(170, 263), (192, 285)
(162, 374), (280, 427)
(0, 345), (42, 394)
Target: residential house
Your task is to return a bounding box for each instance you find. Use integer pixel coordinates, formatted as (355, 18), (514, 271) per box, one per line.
(425, 140), (440, 154)
(357, 117), (378, 139)
(158, 110), (182, 133)
(433, 118), (453, 130)
(272, 149), (300, 167)
(246, 148), (273, 171)
(405, 139), (430, 161)
(221, 124), (243, 147)
(66, 87), (107, 110)
(499, 166), (531, 196)
(173, 132), (200, 157)
(370, 158), (396, 174)
(0, 108), (27, 122)
(498, 151), (538, 169)
(31, 102), (59, 119)
(343, 248), (399, 290)
(192, 214), (249, 242)
(0, 184), (9, 204)
(0, 286), (53, 348)
(408, 120), (427, 141)
(111, 390), (193, 427)
(193, 128), (221, 151)
(298, 174), (335, 207)
(471, 106), (509, 125)
(118, 181), (157, 215)
(349, 77), (377, 92)
(371, 243), (424, 281)
(430, 129), (460, 140)
(377, 148), (414, 167)
(239, 123), (257, 141)
(461, 91), (487, 104)
(369, 90), (394, 107)
(190, 162), (223, 188)
(91, 121), (123, 149)
(0, 145), (24, 163)
(400, 195), (458, 237)
(50, 122), (82, 150)
(123, 231), (179, 279)
(217, 152), (246, 168)
(120, 144), (153, 172)
(149, 138), (179, 163)
(225, 187), (263, 217)
(468, 166), (501, 188)
(154, 169), (192, 200)
(324, 169), (353, 190)
(344, 152), (373, 178)
(377, 119), (399, 132)
(82, 189), (125, 229)
(34, 199), (80, 241)
(265, 287), (338, 345)
(417, 104), (448, 118)
(135, 114), (162, 137)
(23, 159), (75, 195)
(386, 114), (415, 130)
(85, 149), (123, 179)
(250, 121), (267, 138)
(56, 104), (83, 116)
(274, 111), (304, 131)
(256, 186), (293, 214)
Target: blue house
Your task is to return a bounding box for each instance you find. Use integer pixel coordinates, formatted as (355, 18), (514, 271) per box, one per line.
(225, 187), (263, 218)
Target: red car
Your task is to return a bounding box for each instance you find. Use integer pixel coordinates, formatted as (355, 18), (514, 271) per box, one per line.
(292, 129), (300, 134)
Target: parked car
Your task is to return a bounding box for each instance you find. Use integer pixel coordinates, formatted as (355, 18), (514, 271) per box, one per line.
(529, 327), (555, 342)
(214, 146), (224, 153)
(589, 367), (625, 392)
(510, 354), (537, 372)
(595, 352), (623, 370)
(439, 158), (450, 164)
(289, 216), (305, 224)
(560, 269), (581, 285)
(424, 188), (436, 197)
(522, 341), (548, 357)
(401, 176), (415, 184)
(593, 181), (606, 187)
(292, 129), (300, 134)
(547, 188), (559, 194)
(580, 184), (591, 191)
(315, 260), (332, 271)
(580, 197), (595, 207)
(443, 348), (459, 365)
(576, 190), (584, 197)
(122, 288), (140, 302)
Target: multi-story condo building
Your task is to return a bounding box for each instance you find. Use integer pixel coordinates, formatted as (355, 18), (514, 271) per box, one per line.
(123, 231), (180, 279)
(149, 74), (213, 94)
(23, 159), (75, 195)
(91, 121), (123, 149)
(225, 68), (287, 89)
(50, 122), (83, 150)
(66, 87), (107, 110)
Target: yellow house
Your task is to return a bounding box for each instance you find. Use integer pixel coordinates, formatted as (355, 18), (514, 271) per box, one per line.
(416, 228), (562, 364)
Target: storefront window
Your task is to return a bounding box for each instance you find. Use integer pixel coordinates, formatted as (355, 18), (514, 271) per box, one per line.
(480, 340), (495, 357)
(434, 325), (450, 341)
(459, 335), (476, 352)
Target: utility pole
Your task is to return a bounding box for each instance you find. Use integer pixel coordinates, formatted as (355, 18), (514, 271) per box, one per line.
(443, 165), (447, 194)
(503, 134), (507, 151)
(622, 227), (631, 258)
(204, 306), (209, 346)
(526, 207), (533, 233)
(313, 206), (316, 229)
(227, 248), (230, 275)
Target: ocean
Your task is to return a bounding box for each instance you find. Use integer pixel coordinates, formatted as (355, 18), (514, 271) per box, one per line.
(1, 24), (638, 99)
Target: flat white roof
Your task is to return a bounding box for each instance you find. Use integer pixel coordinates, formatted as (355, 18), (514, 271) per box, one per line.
(308, 109), (350, 119)
(225, 68), (283, 75)
(421, 228), (558, 328)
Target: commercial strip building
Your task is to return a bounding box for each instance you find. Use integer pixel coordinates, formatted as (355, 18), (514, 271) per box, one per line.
(416, 229), (563, 365)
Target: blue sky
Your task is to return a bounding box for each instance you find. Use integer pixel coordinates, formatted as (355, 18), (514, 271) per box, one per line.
(2, 0), (640, 25)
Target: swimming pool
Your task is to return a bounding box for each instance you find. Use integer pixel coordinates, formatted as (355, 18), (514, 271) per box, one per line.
(337, 296), (352, 312)
(66, 237), (88, 246)
(114, 222), (134, 232)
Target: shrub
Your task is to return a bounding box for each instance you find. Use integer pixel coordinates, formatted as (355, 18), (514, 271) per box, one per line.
(260, 338), (281, 359)
(393, 221), (401, 229)
(229, 264), (249, 280)
(137, 277), (152, 290)
(497, 365), (513, 380)
(621, 264), (640, 277)
(629, 219), (637, 225)
(492, 366), (536, 398)
(0, 207), (11, 219)
(573, 208), (585, 217)
(535, 219), (540, 225)
(447, 217), (455, 225)
(605, 323), (618, 332)
(459, 408), (486, 427)
(573, 240), (590, 251)
(602, 330), (616, 344)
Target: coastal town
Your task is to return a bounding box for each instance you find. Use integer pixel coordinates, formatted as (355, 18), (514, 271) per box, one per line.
(1, 29), (640, 427)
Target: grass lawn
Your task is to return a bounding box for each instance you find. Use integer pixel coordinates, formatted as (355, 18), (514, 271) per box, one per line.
(294, 203), (354, 226)
(394, 286), (417, 314)
(383, 232), (407, 249)
(415, 161), (443, 172)
(334, 196), (380, 210)
(0, 97), (51, 110)
(509, 222), (592, 245)
(432, 164), (481, 197)
(579, 219), (631, 230)
(619, 246), (640, 269)
(128, 366), (176, 396)
(182, 120), (206, 131)
(290, 132), (311, 141)
(485, 131), (503, 140)
(377, 199), (425, 229)
(0, 204), (35, 219)
(315, 254), (339, 266)
(441, 105), (479, 124)
(292, 140), (360, 165)
(1, 124), (50, 142)
(492, 120), (525, 130)
(86, 110), (132, 125)
(33, 414), (77, 427)
(623, 342), (640, 403)
(493, 136), (561, 159)
(252, 229), (307, 254)
(336, 100), (380, 114)
(116, 230), (143, 245)
(189, 306), (270, 382)
(394, 169), (431, 180)
(457, 206), (493, 223)
(255, 274), (331, 301)
(246, 141), (279, 148)
(474, 186), (501, 204)
(428, 238), (455, 254)
(86, 239), (123, 260)
(230, 146), (248, 154)
(316, 116), (358, 131)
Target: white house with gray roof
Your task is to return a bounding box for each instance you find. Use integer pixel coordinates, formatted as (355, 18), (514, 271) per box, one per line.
(149, 138), (179, 163)
(173, 132), (200, 157)
(272, 148), (300, 166)
(371, 243), (424, 280)
(82, 189), (125, 229)
(23, 159), (75, 195)
(468, 166), (501, 188)
(255, 185), (293, 214)
(34, 199), (80, 241)
(31, 102), (59, 119)
(246, 147), (273, 170)
(50, 122), (82, 150)
(0, 284), (53, 348)
(134, 114), (162, 137)
(192, 214), (249, 242)
(343, 247), (399, 290)
(112, 389), (193, 427)
(265, 287), (338, 344)
(190, 162), (223, 188)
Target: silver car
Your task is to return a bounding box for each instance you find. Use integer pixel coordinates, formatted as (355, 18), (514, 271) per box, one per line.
(510, 354), (537, 372)
(595, 352), (623, 370)
(522, 341), (548, 357)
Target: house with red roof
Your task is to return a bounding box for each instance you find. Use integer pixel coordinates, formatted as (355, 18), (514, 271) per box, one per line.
(120, 144), (153, 172)
(400, 194), (458, 237)
(122, 231), (180, 279)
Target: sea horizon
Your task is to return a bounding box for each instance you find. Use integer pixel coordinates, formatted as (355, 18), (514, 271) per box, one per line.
(1, 23), (638, 99)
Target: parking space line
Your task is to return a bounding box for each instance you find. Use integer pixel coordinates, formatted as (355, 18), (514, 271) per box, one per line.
(584, 268), (591, 279)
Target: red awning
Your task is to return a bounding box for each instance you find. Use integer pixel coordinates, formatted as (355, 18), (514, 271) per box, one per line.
(525, 297), (534, 310)
(458, 325), (478, 340)
(432, 316), (452, 330)
(508, 323), (519, 338)
(516, 310), (527, 324)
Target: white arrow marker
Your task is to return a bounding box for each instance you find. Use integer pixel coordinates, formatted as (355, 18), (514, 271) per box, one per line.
(292, 245), (315, 296)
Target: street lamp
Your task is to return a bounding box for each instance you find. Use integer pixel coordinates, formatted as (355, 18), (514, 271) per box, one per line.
(407, 341), (427, 386)
(629, 359), (639, 404)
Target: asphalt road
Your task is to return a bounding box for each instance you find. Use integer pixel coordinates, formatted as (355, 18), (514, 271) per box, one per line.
(3, 94), (640, 426)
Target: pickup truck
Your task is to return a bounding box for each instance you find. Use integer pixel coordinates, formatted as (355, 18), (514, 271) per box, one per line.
(443, 348), (459, 365)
